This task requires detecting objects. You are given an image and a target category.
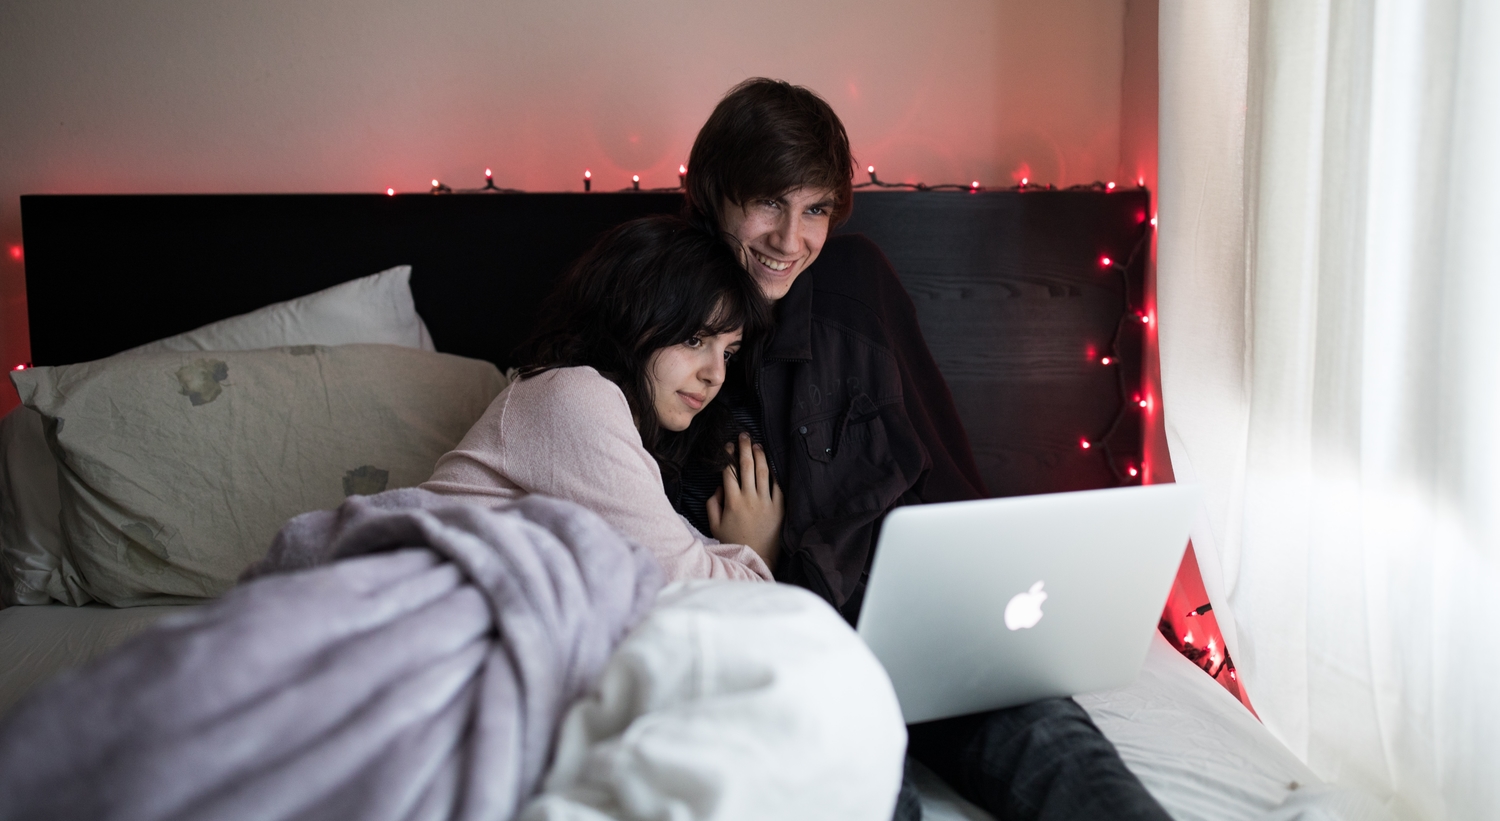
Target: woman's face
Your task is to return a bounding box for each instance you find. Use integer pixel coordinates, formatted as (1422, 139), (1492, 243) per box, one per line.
(648, 328), (744, 431)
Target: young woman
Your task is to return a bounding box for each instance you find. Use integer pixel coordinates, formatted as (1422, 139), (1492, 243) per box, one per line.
(421, 215), (781, 581)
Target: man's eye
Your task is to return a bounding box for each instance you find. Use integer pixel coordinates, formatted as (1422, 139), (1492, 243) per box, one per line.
(806, 206), (826, 216)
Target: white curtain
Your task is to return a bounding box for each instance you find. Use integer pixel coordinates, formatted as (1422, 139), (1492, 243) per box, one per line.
(1157, 1), (1500, 819)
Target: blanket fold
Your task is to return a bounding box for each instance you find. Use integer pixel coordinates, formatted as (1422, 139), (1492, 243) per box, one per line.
(0, 488), (665, 821)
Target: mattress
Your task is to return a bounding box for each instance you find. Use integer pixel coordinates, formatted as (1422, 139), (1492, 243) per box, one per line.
(0, 606), (1390, 821)
(0, 604), (184, 716)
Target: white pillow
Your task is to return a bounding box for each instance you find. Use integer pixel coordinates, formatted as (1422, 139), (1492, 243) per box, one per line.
(14, 344), (505, 607)
(124, 265), (435, 354)
(1, 266), (434, 606)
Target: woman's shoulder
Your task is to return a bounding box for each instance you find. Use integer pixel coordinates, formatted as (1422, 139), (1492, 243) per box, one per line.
(511, 365), (621, 400)
(506, 366), (632, 426)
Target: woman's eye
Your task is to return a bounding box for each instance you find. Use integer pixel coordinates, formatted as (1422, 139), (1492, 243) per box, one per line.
(723, 349), (739, 362)
(683, 336), (704, 349)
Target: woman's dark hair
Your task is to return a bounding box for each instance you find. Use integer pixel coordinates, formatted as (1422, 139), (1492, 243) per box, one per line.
(514, 215), (770, 478)
(684, 78), (855, 233)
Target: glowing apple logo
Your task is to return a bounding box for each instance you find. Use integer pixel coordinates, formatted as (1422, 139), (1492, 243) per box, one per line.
(1004, 581), (1048, 631)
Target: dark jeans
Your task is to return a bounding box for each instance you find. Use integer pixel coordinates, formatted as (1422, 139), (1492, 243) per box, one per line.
(892, 698), (1170, 821)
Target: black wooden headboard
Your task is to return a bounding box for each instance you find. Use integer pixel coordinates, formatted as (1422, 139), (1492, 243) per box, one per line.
(21, 190), (1149, 498)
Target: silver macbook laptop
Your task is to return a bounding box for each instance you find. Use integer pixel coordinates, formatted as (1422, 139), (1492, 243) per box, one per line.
(856, 483), (1199, 723)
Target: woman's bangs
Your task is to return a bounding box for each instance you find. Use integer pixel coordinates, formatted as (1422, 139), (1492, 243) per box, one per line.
(700, 293), (748, 338)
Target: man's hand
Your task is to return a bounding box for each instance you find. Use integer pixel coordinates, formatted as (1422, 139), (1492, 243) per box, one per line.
(706, 433), (783, 570)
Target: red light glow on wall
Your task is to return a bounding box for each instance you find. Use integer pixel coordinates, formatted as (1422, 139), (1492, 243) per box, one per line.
(6, 245), (20, 262)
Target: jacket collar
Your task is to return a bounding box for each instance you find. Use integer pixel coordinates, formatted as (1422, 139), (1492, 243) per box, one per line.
(766, 263), (815, 362)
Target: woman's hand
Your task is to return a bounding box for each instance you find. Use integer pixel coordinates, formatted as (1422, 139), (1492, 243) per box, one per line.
(706, 433), (783, 570)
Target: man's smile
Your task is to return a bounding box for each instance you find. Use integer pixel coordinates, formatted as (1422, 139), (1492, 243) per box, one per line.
(753, 251), (793, 272)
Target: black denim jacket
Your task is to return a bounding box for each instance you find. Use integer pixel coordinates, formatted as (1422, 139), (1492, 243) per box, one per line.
(754, 235), (987, 623)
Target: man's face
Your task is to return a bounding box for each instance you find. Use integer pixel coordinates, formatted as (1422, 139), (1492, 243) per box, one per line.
(720, 186), (835, 302)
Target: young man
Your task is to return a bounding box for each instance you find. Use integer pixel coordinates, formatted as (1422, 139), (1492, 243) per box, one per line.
(675, 78), (1172, 821)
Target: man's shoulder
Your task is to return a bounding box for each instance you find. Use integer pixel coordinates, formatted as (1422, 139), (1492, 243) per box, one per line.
(807, 234), (908, 336)
(810, 234), (891, 291)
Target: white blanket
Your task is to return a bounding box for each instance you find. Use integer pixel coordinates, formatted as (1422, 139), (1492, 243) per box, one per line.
(523, 581), (909, 821)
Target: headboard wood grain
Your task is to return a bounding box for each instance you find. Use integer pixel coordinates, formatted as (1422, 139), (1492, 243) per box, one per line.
(21, 190), (1149, 497)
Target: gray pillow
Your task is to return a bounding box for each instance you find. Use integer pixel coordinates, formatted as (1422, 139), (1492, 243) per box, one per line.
(12, 345), (504, 607)
(0, 266), (433, 606)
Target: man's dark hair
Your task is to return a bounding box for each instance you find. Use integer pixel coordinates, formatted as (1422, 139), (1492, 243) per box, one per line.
(515, 215), (770, 477)
(685, 78), (855, 232)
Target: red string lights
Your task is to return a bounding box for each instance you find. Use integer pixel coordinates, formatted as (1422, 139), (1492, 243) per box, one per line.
(1076, 207), (1154, 486)
(380, 168), (1155, 488)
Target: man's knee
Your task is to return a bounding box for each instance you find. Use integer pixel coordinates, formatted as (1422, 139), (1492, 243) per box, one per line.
(908, 699), (1111, 783)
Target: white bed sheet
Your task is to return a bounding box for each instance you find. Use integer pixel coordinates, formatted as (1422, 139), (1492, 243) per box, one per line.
(0, 606), (1393, 821)
(918, 632), (1394, 821)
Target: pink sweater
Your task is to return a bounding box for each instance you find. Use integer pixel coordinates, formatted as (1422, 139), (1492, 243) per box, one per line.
(421, 366), (772, 582)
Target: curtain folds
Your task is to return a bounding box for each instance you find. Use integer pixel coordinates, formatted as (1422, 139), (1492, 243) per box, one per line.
(1157, 1), (1500, 819)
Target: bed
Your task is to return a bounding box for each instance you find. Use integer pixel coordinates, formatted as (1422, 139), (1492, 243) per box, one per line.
(1, 190), (1387, 820)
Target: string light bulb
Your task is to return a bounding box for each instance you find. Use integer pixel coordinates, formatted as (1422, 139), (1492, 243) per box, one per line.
(679, 164), (687, 187)
(866, 165), (880, 185)
(1127, 465), (1139, 477)
(632, 174), (640, 191)
(483, 168), (501, 191)
(1021, 176), (1029, 186)
(583, 170), (591, 192)
(1106, 181), (1116, 190)
(430, 179), (452, 194)
(11, 363), (28, 371)
(385, 188), (395, 196)
(970, 180), (981, 192)
(1080, 439), (1091, 450)
(1100, 256), (1113, 268)
(1101, 356), (1112, 365)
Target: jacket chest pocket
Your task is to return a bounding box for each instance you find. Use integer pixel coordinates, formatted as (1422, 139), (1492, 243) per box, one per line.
(798, 393), (883, 464)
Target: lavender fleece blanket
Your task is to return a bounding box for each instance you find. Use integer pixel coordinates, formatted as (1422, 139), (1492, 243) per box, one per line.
(0, 488), (665, 821)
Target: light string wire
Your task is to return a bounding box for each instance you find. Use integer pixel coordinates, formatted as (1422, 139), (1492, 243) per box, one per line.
(1090, 219), (1153, 485)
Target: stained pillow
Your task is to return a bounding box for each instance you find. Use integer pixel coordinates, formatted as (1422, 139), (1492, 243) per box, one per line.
(12, 345), (504, 607)
(0, 265), (432, 606)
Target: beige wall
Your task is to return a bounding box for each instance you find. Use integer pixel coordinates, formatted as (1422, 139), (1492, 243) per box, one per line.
(0, 0), (1136, 409)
